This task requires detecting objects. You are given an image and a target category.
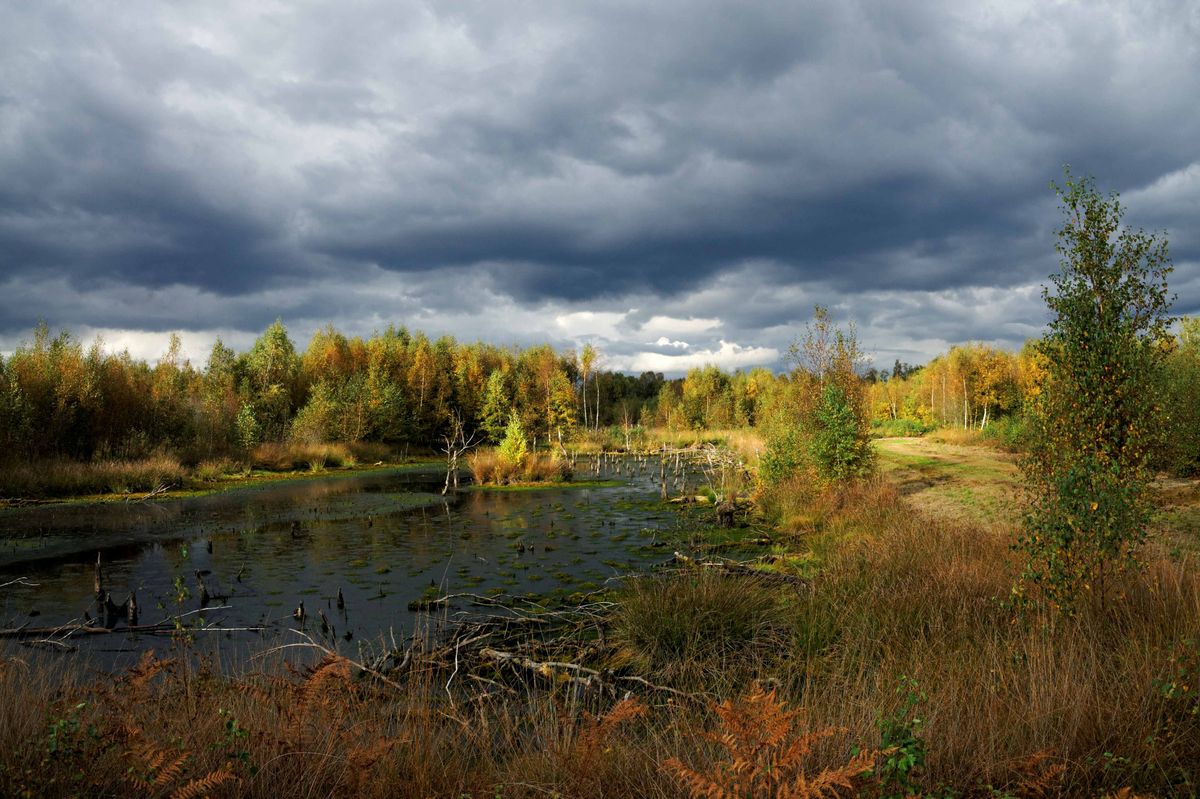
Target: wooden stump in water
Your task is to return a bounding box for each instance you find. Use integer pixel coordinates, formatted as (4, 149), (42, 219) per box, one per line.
(194, 570), (210, 605)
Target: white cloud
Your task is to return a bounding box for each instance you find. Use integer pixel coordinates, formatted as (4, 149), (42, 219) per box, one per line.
(654, 336), (689, 349)
(615, 340), (779, 373)
(640, 315), (722, 336)
(553, 310), (629, 340)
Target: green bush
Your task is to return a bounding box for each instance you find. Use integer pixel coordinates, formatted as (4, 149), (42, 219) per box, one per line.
(810, 383), (874, 482)
(759, 423), (807, 487)
(871, 418), (933, 438)
(980, 414), (1027, 451)
(1018, 172), (1172, 608)
(497, 410), (528, 466)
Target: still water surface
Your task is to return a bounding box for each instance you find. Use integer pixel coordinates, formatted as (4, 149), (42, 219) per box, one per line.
(0, 458), (693, 667)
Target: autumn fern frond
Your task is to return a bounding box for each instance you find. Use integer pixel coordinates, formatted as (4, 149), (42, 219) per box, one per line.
(664, 686), (878, 799)
(168, 764), (237, 799)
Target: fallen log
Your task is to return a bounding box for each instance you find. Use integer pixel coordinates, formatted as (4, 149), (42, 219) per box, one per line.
(671, 551), (808, 588)
(479, 647), (699, 701)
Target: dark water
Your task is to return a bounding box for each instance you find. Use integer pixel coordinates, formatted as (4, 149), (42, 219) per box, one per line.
(0, 457), (696, 668)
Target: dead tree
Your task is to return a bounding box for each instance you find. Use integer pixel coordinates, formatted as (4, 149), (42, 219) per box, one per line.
(442, 410), (482, 495)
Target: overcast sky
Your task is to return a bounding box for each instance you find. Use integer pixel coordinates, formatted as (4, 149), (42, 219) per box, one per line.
(1, 1), (1198, 375)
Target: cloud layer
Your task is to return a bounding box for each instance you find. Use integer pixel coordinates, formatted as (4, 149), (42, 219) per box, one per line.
(1, 1), (1198, 373)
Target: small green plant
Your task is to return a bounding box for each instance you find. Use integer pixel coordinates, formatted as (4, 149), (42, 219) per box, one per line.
(1156, 640), (1200, 715)
(759, 417), (806, 487)
(875, 675), (927, 798)
(47, 702), (88, 756)
(497, 410), (528, 466)
(173, 574), (190, 605)
(1153, 638), (1200, 750)
(215, 708), (256, 774)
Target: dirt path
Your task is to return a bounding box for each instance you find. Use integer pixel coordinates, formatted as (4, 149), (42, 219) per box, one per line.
(874, 437), (1023, 531)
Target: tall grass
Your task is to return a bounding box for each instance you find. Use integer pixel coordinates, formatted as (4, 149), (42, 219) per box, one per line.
(466, 449), (571, 485)
(0, 645), (692, 799)
(0, 455), (187, 498)
(250, 441), (357, 471)
(0, 440), (401, 500)
(611, 572), (789, 687)
(748, 477), (1200, 795)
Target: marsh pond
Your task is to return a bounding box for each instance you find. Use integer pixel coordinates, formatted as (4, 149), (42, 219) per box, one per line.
(0, 456), (708, 668)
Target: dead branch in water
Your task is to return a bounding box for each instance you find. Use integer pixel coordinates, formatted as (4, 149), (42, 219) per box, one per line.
(670, 551), (808, 588)
(0, 605), (262, 640)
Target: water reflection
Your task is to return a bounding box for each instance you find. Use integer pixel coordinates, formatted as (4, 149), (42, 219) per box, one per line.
(0, 458), (692, 667)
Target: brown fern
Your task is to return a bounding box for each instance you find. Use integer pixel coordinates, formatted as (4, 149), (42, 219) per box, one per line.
(664, 686), (880, 799)
(1005, 749), (1067, 798)
(281, 654), (353, 748)
(123, 740), (189, 791)
(125, 649), (176, 695)
(576, 696), (648, 757)
(168, 764), (236, 799)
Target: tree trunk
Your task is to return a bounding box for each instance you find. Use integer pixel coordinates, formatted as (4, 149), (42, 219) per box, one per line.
(962, 376), (969, 428)
(941, 375), (947, 425)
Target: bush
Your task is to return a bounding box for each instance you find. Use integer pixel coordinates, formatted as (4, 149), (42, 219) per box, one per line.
(1018, 172), (1172, 608)
(980, 414), (1027, 451)
(810, 382), (874, 482)
(759, 423), (807, 488)
(871, 417), (933, 438)
(497, 410), (528, 466)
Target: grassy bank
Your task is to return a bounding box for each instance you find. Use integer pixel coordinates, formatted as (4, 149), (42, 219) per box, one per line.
(0, 441), (430, 505)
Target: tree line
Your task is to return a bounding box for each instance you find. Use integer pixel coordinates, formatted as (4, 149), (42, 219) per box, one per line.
(2, 314), (1197, 476)
(0, 323), (671, 463)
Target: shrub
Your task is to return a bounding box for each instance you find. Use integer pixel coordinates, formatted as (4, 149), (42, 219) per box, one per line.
(810, 383), (874, 483)
(871, 418), (933, 438)
(497, 410), (528, 467)
(980, 414), (1027, 451)
(1018, 172), (1173, 608)
(760, 421), (808, 488)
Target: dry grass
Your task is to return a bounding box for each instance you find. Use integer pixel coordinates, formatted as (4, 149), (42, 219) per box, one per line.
(0, 645), (693, 799)
(610, 572), (789, 687)
(750, 476), (1200, 796)
(4, 456), (1199, 796)
(0, 455), (187, 498)
(466, 449), (571, 485)
(250, 441), (357, 472)
(193, 457), (247, 483)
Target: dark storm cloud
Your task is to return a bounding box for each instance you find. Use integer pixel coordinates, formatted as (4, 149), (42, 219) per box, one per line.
(1, 0), (1198, 369)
